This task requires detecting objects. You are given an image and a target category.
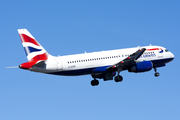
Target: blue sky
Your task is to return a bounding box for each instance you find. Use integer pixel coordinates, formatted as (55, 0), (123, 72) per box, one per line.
(1, 0), (180, 120)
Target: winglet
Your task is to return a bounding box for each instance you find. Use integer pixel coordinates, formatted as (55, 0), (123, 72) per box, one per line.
(134, 48), (146, 60)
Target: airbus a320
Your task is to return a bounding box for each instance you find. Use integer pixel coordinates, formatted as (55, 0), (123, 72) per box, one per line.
(17, 29), (174, 86)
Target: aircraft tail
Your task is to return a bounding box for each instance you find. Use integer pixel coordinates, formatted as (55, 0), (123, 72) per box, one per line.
(18, 29), (48, 61)
(18, 29), (49, 69)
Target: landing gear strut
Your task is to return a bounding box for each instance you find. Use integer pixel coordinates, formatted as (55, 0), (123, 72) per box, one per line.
(114, 67), (123, 82)
(154, 67), (160, 77)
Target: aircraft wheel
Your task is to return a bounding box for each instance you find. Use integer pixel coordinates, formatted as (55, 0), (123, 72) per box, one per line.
(154, 72), (160, 77)
(114, 75), (123, 82)
(91, 80), (99, 86)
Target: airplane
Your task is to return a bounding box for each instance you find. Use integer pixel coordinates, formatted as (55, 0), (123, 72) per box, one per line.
(17, 29), (174, 86)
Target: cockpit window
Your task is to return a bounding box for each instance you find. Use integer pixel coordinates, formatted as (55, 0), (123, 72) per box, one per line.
(165, 49), (169, 52)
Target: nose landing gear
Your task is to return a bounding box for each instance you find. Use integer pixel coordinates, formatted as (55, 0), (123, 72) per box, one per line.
(154, 67), (160, 77)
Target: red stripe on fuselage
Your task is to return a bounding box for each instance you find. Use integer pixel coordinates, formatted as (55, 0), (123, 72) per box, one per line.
(146, 48), (160, 51)
(19, 34), (40, 46)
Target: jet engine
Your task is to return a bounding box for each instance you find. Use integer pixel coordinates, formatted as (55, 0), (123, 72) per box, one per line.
(128, 61), (153, 73)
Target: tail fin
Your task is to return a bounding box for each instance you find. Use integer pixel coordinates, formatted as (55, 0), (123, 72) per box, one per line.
(18, 29), (48, 61)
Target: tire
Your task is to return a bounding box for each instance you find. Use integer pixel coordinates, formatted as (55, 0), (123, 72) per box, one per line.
(114, 75), (123, 82)
(91, 80), (99, 86)
(154, 72), (160, 77)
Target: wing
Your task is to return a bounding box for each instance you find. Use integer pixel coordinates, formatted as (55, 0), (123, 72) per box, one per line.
(107, 48), (146, 71)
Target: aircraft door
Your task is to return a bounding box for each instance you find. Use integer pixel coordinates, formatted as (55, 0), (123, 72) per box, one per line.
(158, 49), (163, 58)
(56, 57), (63, 70)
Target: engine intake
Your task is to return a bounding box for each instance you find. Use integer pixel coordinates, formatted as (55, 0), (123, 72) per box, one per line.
(128, 61), (153, 73)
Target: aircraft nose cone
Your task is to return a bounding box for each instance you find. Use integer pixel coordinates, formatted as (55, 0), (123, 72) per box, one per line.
(171, 52), (175, 59)
(170, 52), (175, 61)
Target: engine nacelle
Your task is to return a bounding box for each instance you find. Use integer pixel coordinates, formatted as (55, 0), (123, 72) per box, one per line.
(128, 61), (153, 73)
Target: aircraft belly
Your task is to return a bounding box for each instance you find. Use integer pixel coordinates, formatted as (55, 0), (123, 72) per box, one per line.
(151, 58), (174, 66)
(48, 64), (113, 76)
(48, 67), (94, 76)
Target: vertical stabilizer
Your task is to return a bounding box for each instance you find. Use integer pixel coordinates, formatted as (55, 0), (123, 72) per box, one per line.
(18, 29), (48, 61)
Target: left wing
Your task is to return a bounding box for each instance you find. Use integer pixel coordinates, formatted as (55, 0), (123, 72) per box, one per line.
(107, 48), (146, 71)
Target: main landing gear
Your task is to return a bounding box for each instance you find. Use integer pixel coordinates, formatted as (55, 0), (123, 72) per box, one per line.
(114, 75), (123, 82)
(91, 75), (123, 86)
(115, 68), (123, 82)
(91, 79), (99, 86)
(91, 67), (160, 86)
(154, 67), (160, 77)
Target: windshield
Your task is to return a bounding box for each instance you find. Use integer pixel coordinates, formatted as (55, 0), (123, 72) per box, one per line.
(165, 49), (169, 52)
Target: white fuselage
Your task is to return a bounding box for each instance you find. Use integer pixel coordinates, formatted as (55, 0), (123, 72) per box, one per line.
(31, 45), (174, 76)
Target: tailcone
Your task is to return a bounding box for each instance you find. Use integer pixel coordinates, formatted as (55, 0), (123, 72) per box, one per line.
(19, 61), (37, 69)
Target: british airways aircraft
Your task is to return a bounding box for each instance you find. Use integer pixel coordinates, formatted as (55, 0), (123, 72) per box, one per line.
(17, 29), (174, 86)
